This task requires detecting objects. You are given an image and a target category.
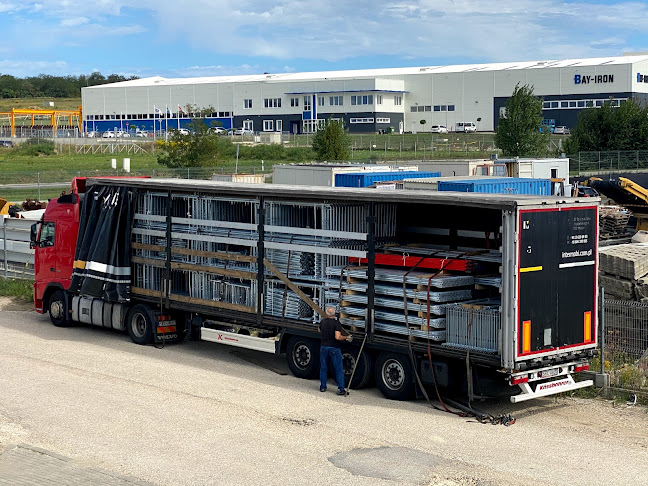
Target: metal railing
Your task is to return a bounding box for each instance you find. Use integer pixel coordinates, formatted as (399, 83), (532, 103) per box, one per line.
(0, 217), (34, 279)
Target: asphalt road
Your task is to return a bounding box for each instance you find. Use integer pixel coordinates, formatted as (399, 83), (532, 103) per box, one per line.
(1, 303), (647, 486)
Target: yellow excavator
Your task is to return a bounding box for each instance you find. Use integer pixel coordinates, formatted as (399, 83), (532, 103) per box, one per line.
(587, 177), (648, 231)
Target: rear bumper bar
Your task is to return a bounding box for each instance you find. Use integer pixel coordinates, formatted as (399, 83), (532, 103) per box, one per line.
(510, 375), (593, 403)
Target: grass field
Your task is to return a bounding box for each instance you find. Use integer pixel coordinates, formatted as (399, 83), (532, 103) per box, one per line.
(0, 98), (81, 112)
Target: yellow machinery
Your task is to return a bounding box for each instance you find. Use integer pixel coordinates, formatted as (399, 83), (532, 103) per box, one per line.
(588, 176), (648, 231)
(0, 107), (82, 137)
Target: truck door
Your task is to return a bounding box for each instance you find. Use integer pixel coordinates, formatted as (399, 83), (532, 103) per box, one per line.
(35, 221), (56, 283)
(517, 207), (597, 358)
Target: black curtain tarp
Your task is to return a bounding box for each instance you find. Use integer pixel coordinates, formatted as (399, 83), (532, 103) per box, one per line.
(69, 184), (135, 302)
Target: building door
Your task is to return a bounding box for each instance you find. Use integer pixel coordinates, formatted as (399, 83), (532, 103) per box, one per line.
(243, 120), (253, 132)
(276, 120), (283, 133)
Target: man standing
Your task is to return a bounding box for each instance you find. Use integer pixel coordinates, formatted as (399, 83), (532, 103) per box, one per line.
(319, 306), (351, 395)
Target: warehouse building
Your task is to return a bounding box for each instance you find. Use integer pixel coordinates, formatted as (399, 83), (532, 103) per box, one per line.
(81, 54), (648, 135)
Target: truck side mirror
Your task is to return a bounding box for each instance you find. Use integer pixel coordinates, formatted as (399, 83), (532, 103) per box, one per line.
(29, 223), (39, 249)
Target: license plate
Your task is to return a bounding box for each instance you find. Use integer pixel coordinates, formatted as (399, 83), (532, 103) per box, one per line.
(539, 367), (559, 378)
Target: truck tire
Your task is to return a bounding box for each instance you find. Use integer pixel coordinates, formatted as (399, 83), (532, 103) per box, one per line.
(375, 352), (415, 401)
(48, 290), (68, 327)
(286, 336), (320, 379)
(127, 304), (154, 345)
(342, 348), (372, 389)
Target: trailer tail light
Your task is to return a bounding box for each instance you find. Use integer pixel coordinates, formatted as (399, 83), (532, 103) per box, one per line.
(574, 364), (589, 373)
(511, 375), (529, 385)
(584, 311), (592, 343)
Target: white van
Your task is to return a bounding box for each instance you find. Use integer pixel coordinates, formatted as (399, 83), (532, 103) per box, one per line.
(455, 122), (477, 133)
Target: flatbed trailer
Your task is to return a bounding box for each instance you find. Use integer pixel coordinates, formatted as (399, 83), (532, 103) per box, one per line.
(32, 177), (599, 402)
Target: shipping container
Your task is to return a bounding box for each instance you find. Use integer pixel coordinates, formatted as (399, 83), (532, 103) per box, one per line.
(437, 178), (552, 195)
(335, 171), (442, 188)
(272, 164), (418, 187)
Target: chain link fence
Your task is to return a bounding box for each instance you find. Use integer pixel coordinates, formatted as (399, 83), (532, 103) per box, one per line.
(570, 150), (648, 175)
(600, 296), (648, 394)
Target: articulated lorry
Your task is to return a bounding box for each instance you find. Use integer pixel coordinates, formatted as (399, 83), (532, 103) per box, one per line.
(32, 177), (598, 402)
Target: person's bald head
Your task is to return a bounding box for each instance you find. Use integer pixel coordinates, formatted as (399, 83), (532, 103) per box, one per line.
(326, 306), (336, 317)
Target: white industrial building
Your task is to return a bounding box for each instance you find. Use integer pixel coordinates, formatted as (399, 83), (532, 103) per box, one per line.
(82, 54), (648, 135)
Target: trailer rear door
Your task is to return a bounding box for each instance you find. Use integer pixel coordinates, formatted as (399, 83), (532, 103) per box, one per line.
(516, 206), (597, 360)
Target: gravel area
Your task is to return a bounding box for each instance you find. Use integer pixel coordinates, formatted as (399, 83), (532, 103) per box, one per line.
(1, 305), (647, 486)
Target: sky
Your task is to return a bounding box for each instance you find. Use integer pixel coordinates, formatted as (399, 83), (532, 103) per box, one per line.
(1, 0), (648, 79)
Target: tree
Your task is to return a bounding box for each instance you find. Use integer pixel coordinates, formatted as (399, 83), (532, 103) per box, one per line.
(494, 83), (549, 157)
(157, 119), (230, 168)
(566, 99), (648, 152)
(311, 119), (351, 160)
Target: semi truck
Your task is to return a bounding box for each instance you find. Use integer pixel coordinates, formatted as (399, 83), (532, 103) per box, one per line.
(31, 177), (598, 403)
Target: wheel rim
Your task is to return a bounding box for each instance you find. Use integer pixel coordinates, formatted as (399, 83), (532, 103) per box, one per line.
(292, 343), (311, 370)
(131, 313), (147, 338)
(342, 352), (357, 376)
(382, 359), (405, 390)
(50, 299), (63, 319)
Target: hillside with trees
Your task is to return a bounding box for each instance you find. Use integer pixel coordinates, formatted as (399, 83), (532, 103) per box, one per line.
(0, 72), (139, 99)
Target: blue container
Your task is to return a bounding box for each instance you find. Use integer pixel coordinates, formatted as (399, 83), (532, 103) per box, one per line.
(437, 178), (552, 195)
(335, 171), (441, 188)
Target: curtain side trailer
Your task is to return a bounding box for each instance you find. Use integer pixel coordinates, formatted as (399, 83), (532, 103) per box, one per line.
(32, 178), (598, 402)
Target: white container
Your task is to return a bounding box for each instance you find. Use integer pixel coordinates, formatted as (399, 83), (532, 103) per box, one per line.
(111, 158), (116, 169)
(211, 173), (265, 184)
(123, 158), (130, 173)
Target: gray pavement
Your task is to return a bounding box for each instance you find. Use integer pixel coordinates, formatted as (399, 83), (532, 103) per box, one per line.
(1, 305), (648, 486)
(0, 444), (153, 485)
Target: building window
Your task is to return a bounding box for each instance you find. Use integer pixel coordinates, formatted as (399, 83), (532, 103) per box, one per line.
(329, 95), (343, 106)
(448, 105), (455, 111)
(303, 96), (312, 111)
(376, 117), (390, 123)
(243, 120), (253, 131)
(561, 101), (569, 108)
(318, 96), (325, 106)
(353, 95), (373, 106)
(264, 98), (281, 108)
(244, 99), (252, 109)
(410, 105), (417, 112)
(595, 100), (604, 107)
(350, 118), (375, 124)
(376, 95), (383, 105)
(276, 120), (283, 132)
(263, 120), (274, 131)
(291, 97), (299, 107)
(424, 105), (431, 112)
(394, 96), (402, 106)
(434, 106), (440, 112)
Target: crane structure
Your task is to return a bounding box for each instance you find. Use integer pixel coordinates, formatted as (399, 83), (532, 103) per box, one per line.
(0, 107), (82, 137)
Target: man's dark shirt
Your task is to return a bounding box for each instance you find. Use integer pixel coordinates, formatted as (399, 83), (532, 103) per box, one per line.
(320, 317), (343, 348)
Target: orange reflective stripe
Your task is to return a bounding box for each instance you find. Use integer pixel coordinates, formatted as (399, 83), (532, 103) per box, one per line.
(584, 311), (592, 342)
(73, 260), (86, 269)
(523, 320), (531, 354)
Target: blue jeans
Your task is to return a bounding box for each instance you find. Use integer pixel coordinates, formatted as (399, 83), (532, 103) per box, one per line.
(320, 345), (345, 391)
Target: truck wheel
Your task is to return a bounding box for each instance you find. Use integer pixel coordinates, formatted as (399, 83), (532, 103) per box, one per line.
(48, 290), (68, 327)
(342, 348), (373, 389)
(286, 336), (320, 379)
(375, 352), (415, 401)
(127, 304), (154, 345)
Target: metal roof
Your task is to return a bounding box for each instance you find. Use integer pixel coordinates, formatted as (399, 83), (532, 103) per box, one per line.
(89, 178), (599, 210)
(85, 55), (648, 90)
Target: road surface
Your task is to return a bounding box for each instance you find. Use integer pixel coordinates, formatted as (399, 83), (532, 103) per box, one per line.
(1, 299), (647, 486)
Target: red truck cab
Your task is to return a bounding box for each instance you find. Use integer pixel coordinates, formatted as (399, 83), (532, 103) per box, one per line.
(31, 178), (86, 314)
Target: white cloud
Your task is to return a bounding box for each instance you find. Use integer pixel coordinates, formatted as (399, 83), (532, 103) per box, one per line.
(0, 59), (68, 76)
(60, 16), (89, 26)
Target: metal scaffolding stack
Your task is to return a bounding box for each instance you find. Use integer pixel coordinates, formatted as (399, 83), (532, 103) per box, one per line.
(129, 191), (502, 341)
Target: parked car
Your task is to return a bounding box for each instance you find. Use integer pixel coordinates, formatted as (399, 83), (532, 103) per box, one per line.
(135, 130), (149, 138)
(553, 126), (570, 135)
(0, 140), (13, 147)
(230, 128), (253, 136)
(430, 125), (448, 133)
(209, 127), (227, 135)
(177, 128), (190, 136)
(455, 122), (477, 133)
(115, 130), (130, 138)
(577, 185), (599, 197)
(102, 131), (115, 139)
(86, 131), (97, 138)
